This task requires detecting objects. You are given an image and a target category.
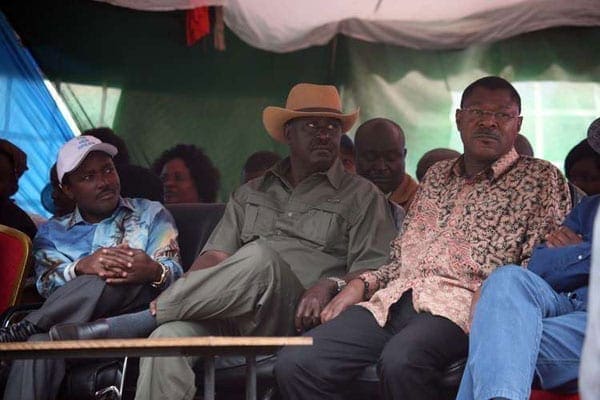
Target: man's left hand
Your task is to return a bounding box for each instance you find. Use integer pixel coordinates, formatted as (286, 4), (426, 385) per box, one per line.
(105, 244), (162, 285)
(546, 226), (583, 248)
(294, 280), (336, 333)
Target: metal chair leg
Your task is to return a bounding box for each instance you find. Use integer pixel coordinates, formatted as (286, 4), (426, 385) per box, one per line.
(94, 357), (128, 400)
(245, 355), (257, 400)
(204, 356), (216, 400)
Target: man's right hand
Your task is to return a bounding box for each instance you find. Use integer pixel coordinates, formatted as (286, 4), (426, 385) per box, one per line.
(545, 226), (583, 248)
(320, 278), (364, 324)
(75, 247), (135, 278)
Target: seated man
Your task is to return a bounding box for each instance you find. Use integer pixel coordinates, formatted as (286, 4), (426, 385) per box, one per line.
(0, 139), (37, 239)
(1, 135), (183, 400)
(83, 127), (164, 202)
(240, 150), (281, 183)
(355, 118), (418, 212)
(457, 194), (597, 400)
(339, 134), (356, 173)
(564, 138), (600, 196)
(50, 83), (398, 400)
(514, 133), (534, 156)
(415, 147), (460, 182)
(275, 76), (572, 400)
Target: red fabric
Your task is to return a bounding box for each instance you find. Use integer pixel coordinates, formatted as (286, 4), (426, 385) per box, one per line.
(0, 232), (25, 314)
(186, 7), (211, 46)
(530, 390), (579, 400)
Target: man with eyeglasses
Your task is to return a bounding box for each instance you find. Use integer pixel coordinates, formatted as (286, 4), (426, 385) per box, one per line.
(47, 83), (397, 400)
(275, 76), (572, 400)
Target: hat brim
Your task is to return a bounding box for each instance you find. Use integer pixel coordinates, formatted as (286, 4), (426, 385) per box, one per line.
(262, 107), (359, 143)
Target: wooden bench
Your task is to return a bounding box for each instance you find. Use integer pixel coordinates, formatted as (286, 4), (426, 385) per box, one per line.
(0, 336), (312, 400)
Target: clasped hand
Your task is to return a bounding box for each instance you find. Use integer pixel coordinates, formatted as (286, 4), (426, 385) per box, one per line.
(76, 243), (159, 284)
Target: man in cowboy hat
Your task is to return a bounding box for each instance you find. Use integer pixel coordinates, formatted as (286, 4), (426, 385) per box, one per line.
(50, 83), (397, 400)
(275, 76), (572, 400)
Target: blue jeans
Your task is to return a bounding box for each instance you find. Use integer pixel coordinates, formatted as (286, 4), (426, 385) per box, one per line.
(456, 266), (586, 400)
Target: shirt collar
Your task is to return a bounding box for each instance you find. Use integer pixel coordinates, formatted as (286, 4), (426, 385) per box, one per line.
(450, 148), (520, 182)
(66, 197), (133, 229)
(266, 157), (345, 190)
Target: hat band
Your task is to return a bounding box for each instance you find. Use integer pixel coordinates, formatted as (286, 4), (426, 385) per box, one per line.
(294, 107), (343, 114)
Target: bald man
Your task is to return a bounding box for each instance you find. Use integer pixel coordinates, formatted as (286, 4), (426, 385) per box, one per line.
(355, 118), (418, 212)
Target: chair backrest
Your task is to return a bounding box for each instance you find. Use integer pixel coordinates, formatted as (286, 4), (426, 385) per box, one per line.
(0, 224), (33, 314)
(165, 203), (226, 271)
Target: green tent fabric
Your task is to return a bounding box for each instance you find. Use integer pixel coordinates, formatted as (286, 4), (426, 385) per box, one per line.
(3, 0), (599, 201)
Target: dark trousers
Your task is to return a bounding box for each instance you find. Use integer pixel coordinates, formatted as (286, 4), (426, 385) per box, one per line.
(4, 275), (157, 400)
(275, 291), (469, 400)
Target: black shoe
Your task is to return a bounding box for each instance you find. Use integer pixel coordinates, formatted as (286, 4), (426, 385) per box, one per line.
(0, 320), (42, 342)
(49, 320), (110, 341)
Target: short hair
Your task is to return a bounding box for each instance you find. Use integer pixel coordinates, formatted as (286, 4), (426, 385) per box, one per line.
(355, 118), (405, 148)
(0, 148), (15, 169)
(83, 127), (130, 165)
(416, 148), (460, 181)
(564, 139), (600, 180)
(514, 134), (534, 157)
(243, 151), (281, 174)
(152, 144), (220, 203)
(460, 76), (521, 113)
(340, 134), (354, 154)
(0, 149), (18, 197)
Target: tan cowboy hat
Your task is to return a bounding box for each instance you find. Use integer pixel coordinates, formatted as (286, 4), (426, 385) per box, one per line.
(263, 83), (359, 143)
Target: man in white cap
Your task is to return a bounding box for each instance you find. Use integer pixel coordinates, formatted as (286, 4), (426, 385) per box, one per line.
(1, 135), (183, 400)
(50, 83), (397, 400)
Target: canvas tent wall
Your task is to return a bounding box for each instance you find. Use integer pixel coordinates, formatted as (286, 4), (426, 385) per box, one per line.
(1, 0), (600, 211)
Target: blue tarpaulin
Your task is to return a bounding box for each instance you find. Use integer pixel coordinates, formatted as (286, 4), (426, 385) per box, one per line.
(0, 11), (75, 217)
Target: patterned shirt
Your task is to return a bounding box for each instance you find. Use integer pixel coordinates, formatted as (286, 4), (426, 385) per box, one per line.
(33, 197), (183, 298)
(203, 157), (397, 288)
(359, 149), (571, 332)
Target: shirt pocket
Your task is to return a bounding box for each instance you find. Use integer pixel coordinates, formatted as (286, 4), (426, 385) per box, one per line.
(241, 193), (279, 242)
(297, 201), (348, 250)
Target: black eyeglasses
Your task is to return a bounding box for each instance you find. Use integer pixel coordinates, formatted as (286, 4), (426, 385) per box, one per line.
(461, 108), (519, 123)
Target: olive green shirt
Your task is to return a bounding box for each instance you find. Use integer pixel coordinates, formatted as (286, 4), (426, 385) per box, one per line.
(202, 157), (397, 288)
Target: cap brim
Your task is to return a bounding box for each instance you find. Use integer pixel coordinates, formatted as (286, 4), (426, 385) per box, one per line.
(262, 107), (359, 143)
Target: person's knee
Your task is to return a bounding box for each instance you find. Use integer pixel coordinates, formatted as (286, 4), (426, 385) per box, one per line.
(239, 240), (282, 274)
(149, 321), (207, 339)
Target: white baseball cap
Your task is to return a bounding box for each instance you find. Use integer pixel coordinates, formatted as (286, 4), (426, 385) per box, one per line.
(57, 136), (118, 184)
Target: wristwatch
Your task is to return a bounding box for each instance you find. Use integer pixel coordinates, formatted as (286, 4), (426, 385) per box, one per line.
(326, 277), (347, 293)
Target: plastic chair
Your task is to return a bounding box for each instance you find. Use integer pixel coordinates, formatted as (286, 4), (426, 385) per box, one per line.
(0, 224), (33, 314)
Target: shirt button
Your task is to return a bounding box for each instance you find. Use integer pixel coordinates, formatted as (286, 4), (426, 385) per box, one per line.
(276, 230), (282, 235)
(578, 255), (583, 260)
(287, 212), (293, 217)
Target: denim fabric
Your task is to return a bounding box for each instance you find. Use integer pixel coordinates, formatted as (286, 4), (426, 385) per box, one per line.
(457, 266), (586, 400)
(527, 195), (600, 306)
